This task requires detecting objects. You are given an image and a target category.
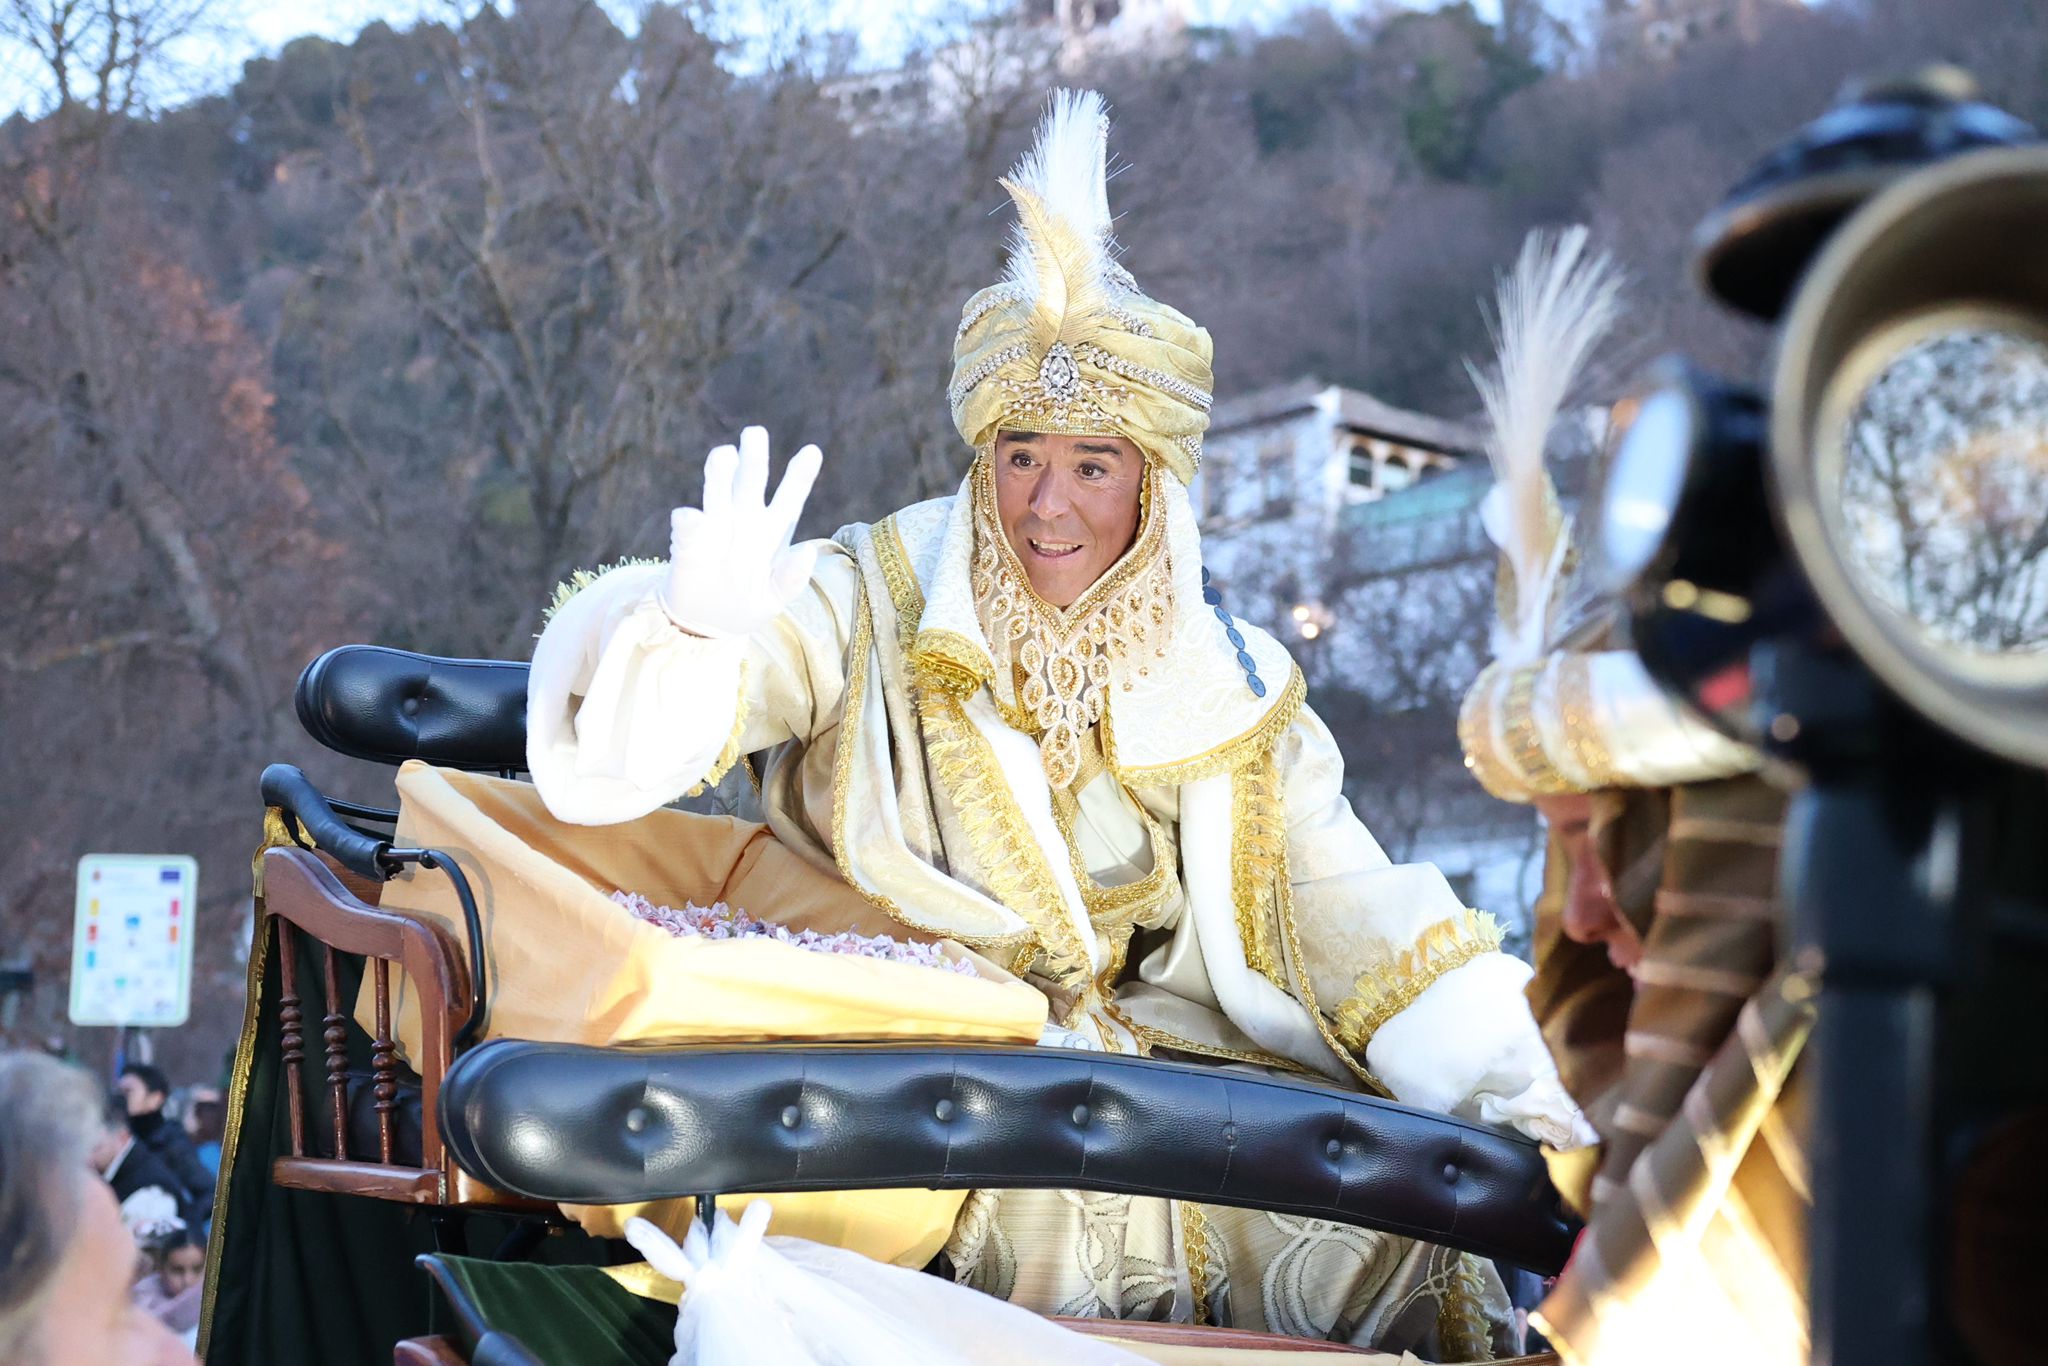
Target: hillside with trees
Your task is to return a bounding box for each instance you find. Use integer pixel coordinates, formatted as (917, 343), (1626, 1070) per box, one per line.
(2, 0), (2041, 1076)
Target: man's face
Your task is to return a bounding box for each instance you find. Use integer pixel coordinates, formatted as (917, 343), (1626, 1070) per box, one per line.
(1537, 792), (1644, 975)
(34, 1178), (195, 1365)
(993, 431), (1145, 609)
(116, 1074), (161, 1118)
(90, 1122), (129, 1173)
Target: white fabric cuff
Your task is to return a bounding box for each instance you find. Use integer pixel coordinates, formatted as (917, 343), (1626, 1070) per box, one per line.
(1365, 952), (1590, 1145)
(526, 565), (746, 825)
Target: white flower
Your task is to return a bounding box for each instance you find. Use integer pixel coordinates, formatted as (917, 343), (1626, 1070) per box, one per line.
(119, 1186), (186, 1240)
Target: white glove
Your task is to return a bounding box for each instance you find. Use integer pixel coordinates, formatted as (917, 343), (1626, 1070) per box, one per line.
(658, 426), (823, 639)
(1366, 952), (1595, 1148)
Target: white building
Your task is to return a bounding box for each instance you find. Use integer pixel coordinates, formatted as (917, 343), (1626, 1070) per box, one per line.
(822, 0), (1200, 129)
(1196, 376), (1478, 679)
(1599, 0), (1790, 61)
(1197, 377), (1609, 945)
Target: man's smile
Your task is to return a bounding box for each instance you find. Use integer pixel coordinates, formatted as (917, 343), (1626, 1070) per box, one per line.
(1027, 537), (1084, 558)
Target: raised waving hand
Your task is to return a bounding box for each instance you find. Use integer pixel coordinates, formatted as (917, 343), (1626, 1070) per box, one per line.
(657, 426), (823, 638)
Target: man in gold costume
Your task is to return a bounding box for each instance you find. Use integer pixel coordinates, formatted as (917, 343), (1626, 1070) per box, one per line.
(1457, 235), (1814, 1366)
(526, 90), (1585, 1356)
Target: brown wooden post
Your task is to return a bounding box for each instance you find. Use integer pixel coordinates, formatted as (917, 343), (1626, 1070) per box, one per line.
(322, 945), (349, 1158)
(372, 957), (397, 1165)
(277, 918), (307, 1158)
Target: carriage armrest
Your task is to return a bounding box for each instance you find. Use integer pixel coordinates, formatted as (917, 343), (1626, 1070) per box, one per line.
(438, 1039), (1580, 1274)
(261, 763), (394, 884)
(296, 645), (529, 771)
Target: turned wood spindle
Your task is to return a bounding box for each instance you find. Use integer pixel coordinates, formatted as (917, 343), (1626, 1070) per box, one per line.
(277, 919), (307, 1158)
(322, 945), (349, 1160)
(372, 956), (397, 1165)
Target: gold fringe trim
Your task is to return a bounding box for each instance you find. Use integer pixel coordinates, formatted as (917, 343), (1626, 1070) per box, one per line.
(1063, 925), (1134, 1034)
(1130, 1024), (1314, 1075)
(1049, 779), (1177, 934)
(1108, 664), (1306, 789)
(911, 627), (994, 697)
(539, 556), (668, 627)
(1223, 733), (1391, 1095)
(1069, 725), (1109, 793)
(993, 682), (1043, 739)
(829, 578), (1031, 954)
(873, 515), (925, 628)
(1229, 746), (1290, 989)
(1436, 1251), (1497, 1362)
(250, 804), (303, 898)
(686, 660), (750, 797)
(1331, 907), (1507, 1055)
(1182, 1202), (1216, 1327)
(877, 515), (1029, 725)
(1457, 662), (1532, 803)
(919, 687), (1092, 984)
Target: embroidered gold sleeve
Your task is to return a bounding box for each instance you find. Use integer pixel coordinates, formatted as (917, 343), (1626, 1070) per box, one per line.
(1330, 907), (1508, 1056)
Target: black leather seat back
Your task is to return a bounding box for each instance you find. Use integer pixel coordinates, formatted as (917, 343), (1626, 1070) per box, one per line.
(296, 645), (529, 770)
(304, 1066), (426, 1167)
(439, 1039), (1580, 1274)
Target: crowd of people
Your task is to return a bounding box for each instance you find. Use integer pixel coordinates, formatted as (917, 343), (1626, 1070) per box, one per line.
(0, 1050), (218, 1363)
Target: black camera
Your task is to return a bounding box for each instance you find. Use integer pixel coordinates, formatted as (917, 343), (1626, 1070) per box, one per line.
(1598, 71), (2048, 1366)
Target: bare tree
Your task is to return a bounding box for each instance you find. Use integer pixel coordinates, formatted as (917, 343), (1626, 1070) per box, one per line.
(0, 0), (358, 1077)
(291, 1), (854, 655)
(0, 0), (213, 123)
(1839, 328), (2048, 651)
(5, 0), (2044, 1076)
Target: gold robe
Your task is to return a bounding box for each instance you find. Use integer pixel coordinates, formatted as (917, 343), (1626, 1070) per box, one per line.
(525, 475), (1581, 1351)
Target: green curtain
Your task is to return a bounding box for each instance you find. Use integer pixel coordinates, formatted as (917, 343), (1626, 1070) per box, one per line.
(423, 1257), (675, 1366)
(200, 906), (616, 1364)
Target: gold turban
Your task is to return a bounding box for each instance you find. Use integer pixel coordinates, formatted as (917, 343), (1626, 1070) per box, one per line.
(948, 89), (1215, 485)
(1459, 650), (1764, 802)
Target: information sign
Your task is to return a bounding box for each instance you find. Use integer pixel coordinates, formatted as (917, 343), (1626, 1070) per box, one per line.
(68, 854), (197, 1027)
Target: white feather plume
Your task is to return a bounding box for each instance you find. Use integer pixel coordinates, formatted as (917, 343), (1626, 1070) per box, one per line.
(1004, 88), (1112, 259)
(1468, 225), (1624, 667)
(1001, 89), (1116, 345)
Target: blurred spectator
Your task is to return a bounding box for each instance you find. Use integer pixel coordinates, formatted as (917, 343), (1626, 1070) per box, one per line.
(181, 1087), (224, 1179)
(0, 1050), (194, 1364)
(92, 1092), (201, 1235)
(132, 1227), (206, 1347)
(118, 1063), (214, 1224)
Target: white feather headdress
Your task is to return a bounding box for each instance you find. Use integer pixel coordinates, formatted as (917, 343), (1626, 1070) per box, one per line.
(1468, 226), (1624, 667)
(950, 88), (1215, 485)
(1457, 232), (1765, 803)
(999, 88), (1117, 355)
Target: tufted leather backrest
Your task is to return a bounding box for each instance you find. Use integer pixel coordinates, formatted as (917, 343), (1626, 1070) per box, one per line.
(440, 1039), (1580, 1274)
(296, 645), (530, 770)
